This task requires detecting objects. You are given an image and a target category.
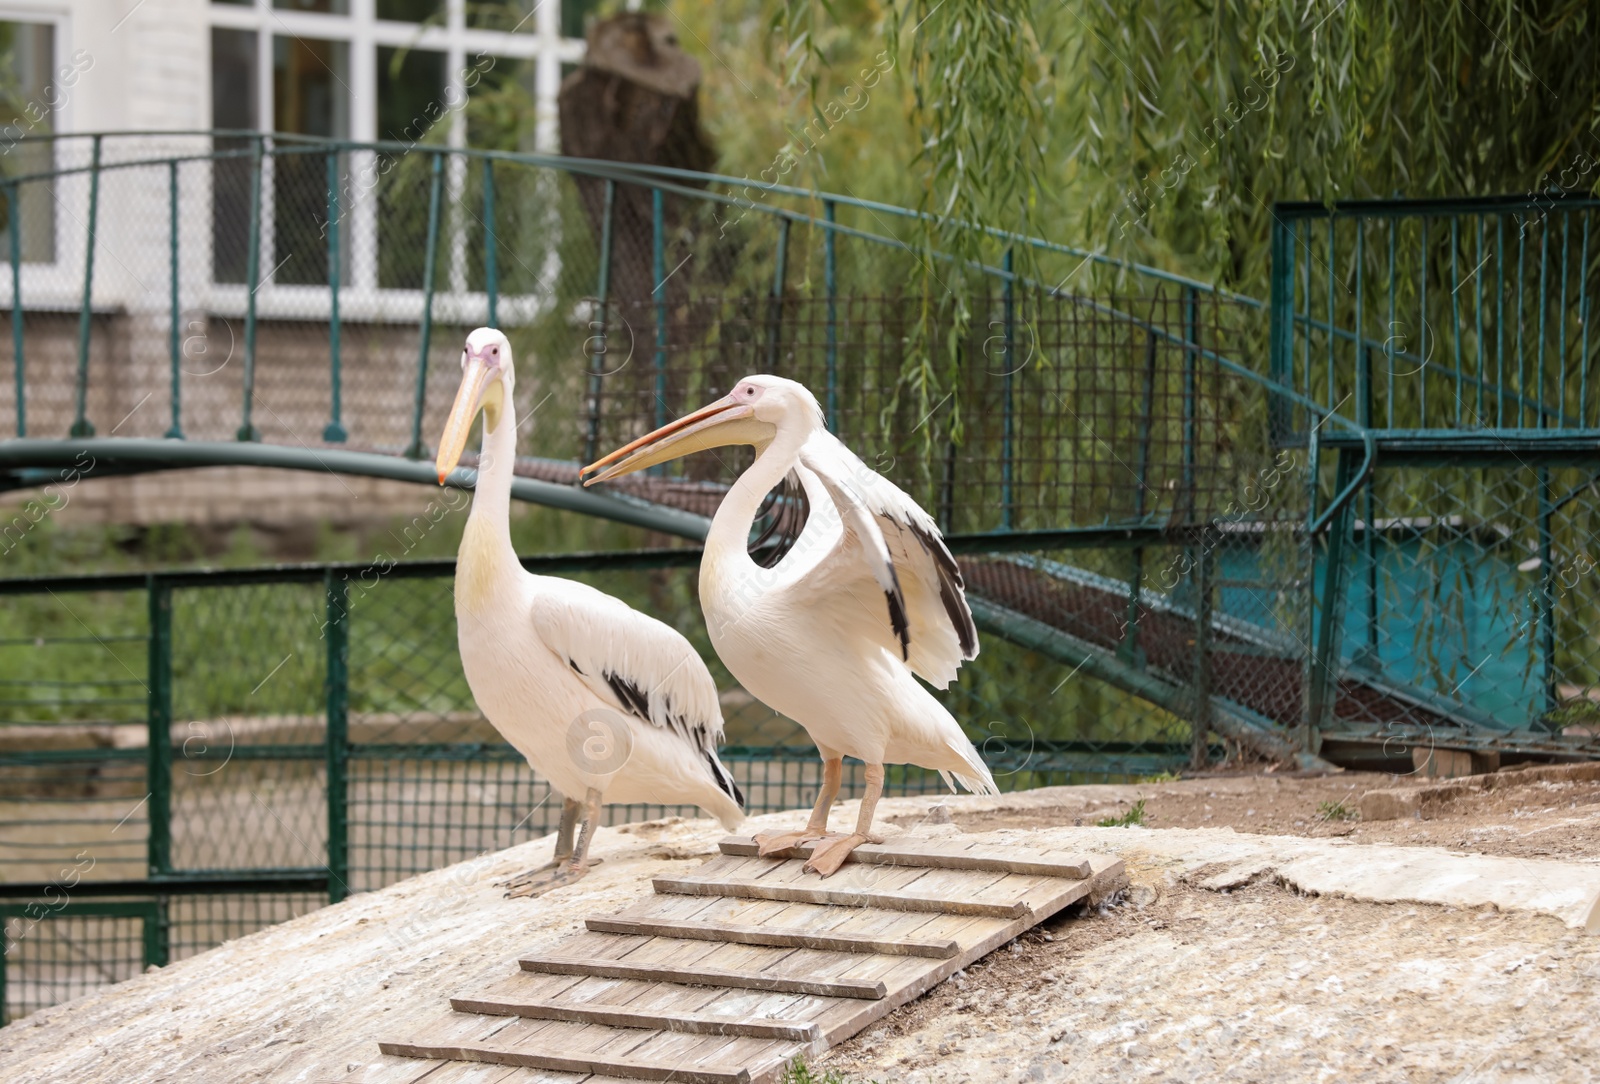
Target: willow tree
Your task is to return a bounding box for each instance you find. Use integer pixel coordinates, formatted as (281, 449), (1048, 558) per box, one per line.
(666, 0), (1598, 283)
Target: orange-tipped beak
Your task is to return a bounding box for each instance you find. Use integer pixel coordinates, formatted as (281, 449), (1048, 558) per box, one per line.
(581, 396), (759, 485)
(435, 356), (492, 484)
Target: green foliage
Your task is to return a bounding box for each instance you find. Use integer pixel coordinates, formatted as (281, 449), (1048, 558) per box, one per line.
(661, 0), (1600, 420)
(779, 1058), (882, 1084)
(1139, 769), (1182, 783)
(1097, 797), (1148, 827)
(1316, 799), (1357, 822)
(1052, 0), (1600, 290)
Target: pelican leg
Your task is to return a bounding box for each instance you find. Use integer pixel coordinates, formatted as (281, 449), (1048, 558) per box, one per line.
(804, 763), (886, 877)
(500, 796), (581, 895)
(551, 796), (581, 862)
(505, 792), (604, 898)
(756, 756), (845, 856)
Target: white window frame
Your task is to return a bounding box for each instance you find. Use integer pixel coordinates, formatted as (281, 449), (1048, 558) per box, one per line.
(0, 6), (80, 311)
(202, 0), (583, 324)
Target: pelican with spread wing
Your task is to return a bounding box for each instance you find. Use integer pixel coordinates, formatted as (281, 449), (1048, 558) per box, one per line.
(583, 375), (995, 876)
(435, 328), (744, 895)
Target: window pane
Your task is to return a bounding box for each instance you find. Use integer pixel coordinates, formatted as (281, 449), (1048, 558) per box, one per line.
(469, 0), (534, 32)
(0, 21), (57, 264)
(562, 0), (599, 39)
(273, 35), (349, 137)
(465, 56), (536, 152)
(376, 0), (442, 23)
(273, 0), (350, 13)
(376, 45), (445, 144)
(376, 46), (445, 291)
(210, 27), (258, 284)
(274, 36), (349, 286)
(464, 56), (541, 295)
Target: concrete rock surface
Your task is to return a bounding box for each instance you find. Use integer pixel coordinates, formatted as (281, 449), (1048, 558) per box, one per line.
(0, 788), (1596, 1084)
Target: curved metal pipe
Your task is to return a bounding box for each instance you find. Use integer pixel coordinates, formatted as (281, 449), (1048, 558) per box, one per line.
(0, 439), (712, 541)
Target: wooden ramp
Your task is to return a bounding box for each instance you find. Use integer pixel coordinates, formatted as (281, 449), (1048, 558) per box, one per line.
(380, 836), (1126, 1084)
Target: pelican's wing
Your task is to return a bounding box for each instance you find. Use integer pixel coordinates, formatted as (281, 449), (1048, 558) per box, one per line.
(530, 579), (742, 805)
(798, 432), (979, 687)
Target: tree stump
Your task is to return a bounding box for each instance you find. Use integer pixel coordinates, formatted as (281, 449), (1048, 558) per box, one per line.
(559, 13), (718, 449)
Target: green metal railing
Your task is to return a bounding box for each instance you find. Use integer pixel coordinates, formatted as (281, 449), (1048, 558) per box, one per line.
(0, 552), (1196, 1022)
(1271, 196), (1600, 756)
(0, 131), (1307, 493)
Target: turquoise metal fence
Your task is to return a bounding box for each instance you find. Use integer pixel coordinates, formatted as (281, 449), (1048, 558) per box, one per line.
(1270, 194), (1600, 762)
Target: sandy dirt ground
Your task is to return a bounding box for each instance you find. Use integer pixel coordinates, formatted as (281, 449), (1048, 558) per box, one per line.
(1, 773), (1597, 1084)
(825, 875), (1600, 1084)
(955, 769), (1600, 863)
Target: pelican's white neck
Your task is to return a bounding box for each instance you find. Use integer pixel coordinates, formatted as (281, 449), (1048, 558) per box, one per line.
(705, 419), (812, 575)
(458, 387), (520, 607)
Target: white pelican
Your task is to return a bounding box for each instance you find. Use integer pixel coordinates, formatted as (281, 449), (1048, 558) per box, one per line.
(435, 327), (745, 894)
(582, 375), (996, 876)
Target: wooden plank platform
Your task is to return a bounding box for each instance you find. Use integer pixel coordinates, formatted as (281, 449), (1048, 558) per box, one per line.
(585, 915), (961, 958)
(381, 835), (1125, 1084)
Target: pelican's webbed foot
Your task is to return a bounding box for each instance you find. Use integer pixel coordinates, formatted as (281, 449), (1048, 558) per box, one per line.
(802, 832), (882, 877)
(501, 856), (602, 898)
(754, 828), (841, 857)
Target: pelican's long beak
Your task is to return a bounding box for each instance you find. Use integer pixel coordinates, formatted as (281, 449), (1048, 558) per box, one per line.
(581, 396), (758, 485)
(435, 355), (493, 484)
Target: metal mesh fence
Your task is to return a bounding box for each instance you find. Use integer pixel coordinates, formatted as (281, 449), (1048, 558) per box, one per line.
(0, 555), (1191, 1022)
(1327, 463), (1600, 740)
(1274, 196), (1600, 436)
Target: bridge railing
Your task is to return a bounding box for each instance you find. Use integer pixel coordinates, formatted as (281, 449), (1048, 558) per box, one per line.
(1270, 194), (1600, 438)
(0, 132), (1321, 531)
(1271, 196), (1600, 747)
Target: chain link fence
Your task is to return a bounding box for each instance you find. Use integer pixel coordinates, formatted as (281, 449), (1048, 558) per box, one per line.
(0, 551), (1195, 1023)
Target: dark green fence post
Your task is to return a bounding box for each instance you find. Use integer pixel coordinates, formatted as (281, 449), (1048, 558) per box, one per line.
(143, 899), (169, 970)
(166, 160), (183, 439)
(1181, 287), (1199, 516)
(71, 134), (102, 438)
(1357, 345), (1378, 666)
(1191, 545), (1212, 769)
(482, 157), (498, 328)
(999, 248), (1016, 530)
(405, 150), (446, 460)
(1307, 449), (1355, 742)
(652, 186), (667, 432)
(1121, 330), (1160, 668)
(1267, 212), (1293, 443)
(1537, 469), (1557, 720)
(8, 181), (24, 438)
(583, 178), (616, 467)
(324, 570), (349, 903)
(237, 135), (263, 442)
(1300, 425), (1323, 741)
(824, 199), (838, 430)
(765, 217), (790, 370)
(146, 576), (173, 877)
(323, 150), (346, 443)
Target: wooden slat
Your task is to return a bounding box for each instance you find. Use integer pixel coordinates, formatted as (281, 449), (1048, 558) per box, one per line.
(622, 1030), (799, 1084)
(808, 856), (1126, 1046)
(652, 874), (1029, 918)
(719, 837), (1093, 880)
(378, 1038), (752, 1084)
(519, 953), (887, 999)
(450, 995), (820, 1043)
(586, 915), (960, 958)
(383, 847), (1129, 1084)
